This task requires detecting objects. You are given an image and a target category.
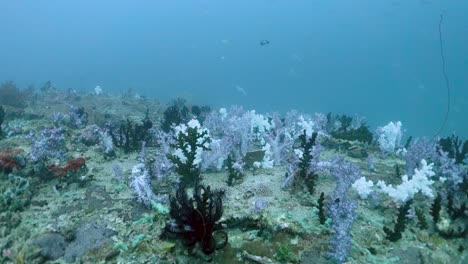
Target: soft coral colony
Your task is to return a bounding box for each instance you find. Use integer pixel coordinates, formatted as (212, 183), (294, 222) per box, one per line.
(0, 83), (466, 263)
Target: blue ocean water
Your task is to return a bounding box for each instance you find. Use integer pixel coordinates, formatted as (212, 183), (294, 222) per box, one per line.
(0, 0), (466, 136)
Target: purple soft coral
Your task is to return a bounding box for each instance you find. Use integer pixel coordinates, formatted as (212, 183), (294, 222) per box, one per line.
(321, 156), (361, 201)
(203, 106), (253, 167)
(328, 199), (358, 263)
(405, 137), (438, 175)
(68, 105), (88, 129)
(28, 127), (67, 163)
(130, 163), (156, 206)
(152, 129), (175, 179)
(319, 156), (361, 263)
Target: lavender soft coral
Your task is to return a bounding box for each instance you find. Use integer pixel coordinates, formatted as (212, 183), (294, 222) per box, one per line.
(404, 137), (438, 175)
(328, 199), (358, 263)
(28, 128), (68, 163)
(320, 156), (361, 263)
(203, 106), (253, 163)
(152, 129), (175, 179)
(324, 156), (362, 201)
(130, 163), (156, 206)
(67, 105), (88, 129)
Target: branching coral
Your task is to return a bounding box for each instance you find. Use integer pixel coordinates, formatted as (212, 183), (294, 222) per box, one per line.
(293, 130), (319, 195)
(383, 199), (413, 242)
(317, 192), (326, 225)
(327, 113), (373, 144)
(130, 163), (157, 206)
(111, 115), (153, 153)
(79, 125), (115, 157)
(404, 137), (439, 175)
(161, 98), (191, 133)
(67, 106), (88, 129)
(439, 134), (467, 165)
(430, 193), (442, 224)
(151, 129), (175, 179)
(319, 157), (361, 263)
(165, 182), (226, 254)
(328, 199), (358, 263)
(161, 98), (210, 133)
(415, 207), (428, 230)
(324, 156), (362, 201)
(377, 159), (435, 202)
(203, 107), (253, 169)
(226, 155), (245, 186)
(168, 119), (211, 185)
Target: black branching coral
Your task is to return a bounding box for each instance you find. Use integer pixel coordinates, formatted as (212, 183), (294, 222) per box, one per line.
(439, 135), (468, 165)
(161, 99), (190, 133)
(327, 113), (373, 144)
(384, 199), (412, 242)
(431, 193), (442, 224)
(226, 155), (244, 186)
(166, 182), (227, 254)
(161, 98), (212, 133)
(294, 130), (319, 195)
(447, 193), (466, 221)
(317, 192), (326, 225)
(415, 208), (428, 230)
(111, 112), (153, 153)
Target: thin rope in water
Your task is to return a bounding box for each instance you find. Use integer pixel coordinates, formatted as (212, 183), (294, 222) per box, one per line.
(434, 14), (450, 138)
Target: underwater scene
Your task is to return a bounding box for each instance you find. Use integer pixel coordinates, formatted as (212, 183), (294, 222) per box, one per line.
(0, 1), (467, 264)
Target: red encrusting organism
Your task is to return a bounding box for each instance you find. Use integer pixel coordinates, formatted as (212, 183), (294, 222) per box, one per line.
(48, 157), (86, 178)
(0, 149), (24, 174)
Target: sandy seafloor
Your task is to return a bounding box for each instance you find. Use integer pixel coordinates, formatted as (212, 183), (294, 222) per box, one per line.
(0, 89), (466, 264)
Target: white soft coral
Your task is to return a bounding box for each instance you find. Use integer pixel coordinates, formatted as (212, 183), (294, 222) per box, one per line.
(377, 159), (435, 202)
(352, 177), (375, 199)
(376, 121), (403, 153)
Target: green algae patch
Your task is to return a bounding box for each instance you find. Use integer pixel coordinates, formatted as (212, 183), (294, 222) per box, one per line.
(151, 201), (169, 215)
(154, 241), (176, 254)
(131, 234), (147, 250)
(113, 241), (129, 252)
(131, 215), (153, 227)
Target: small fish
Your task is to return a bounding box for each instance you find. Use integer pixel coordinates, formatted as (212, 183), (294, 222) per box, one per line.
(259, 40), (270, 46)
(235, 85), (247, 96)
